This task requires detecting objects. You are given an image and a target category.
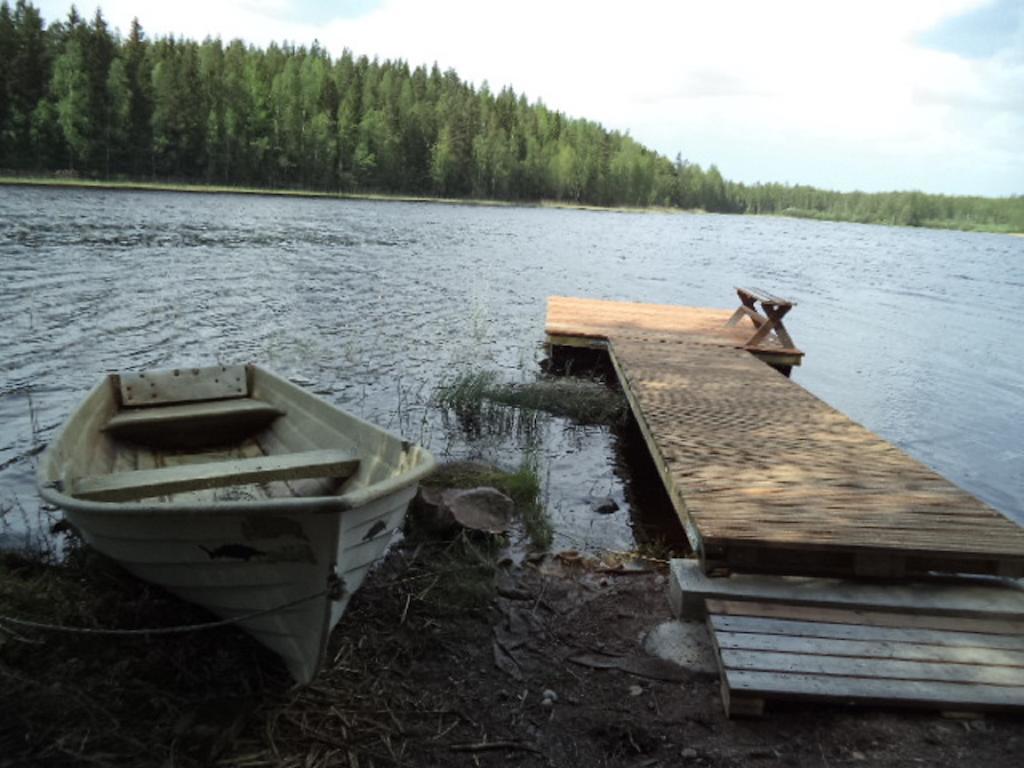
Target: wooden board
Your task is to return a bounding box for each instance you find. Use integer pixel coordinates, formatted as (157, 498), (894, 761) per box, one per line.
(119, 365), (248, 406)
(104, 398), (284, 435)
(669, 559), (1024, 621)
(707, 599), (1024, 717)
(73, 449), (359, 502)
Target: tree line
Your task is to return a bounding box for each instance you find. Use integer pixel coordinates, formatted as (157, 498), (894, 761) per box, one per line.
(1, 1), (1021, 232)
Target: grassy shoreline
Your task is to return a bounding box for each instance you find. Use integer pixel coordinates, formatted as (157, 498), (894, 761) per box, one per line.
(1, 176), (1020, 233)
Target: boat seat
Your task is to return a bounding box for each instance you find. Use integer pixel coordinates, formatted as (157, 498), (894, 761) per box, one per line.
(73, 449), (360, 502)
(103, 398), (285, 441)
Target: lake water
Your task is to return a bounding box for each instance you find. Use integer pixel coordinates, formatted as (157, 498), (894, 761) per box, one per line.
(1, 186), (1021, 553)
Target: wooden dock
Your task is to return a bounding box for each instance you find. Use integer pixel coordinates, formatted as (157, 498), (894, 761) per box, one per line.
(546, 295), (1024, 579)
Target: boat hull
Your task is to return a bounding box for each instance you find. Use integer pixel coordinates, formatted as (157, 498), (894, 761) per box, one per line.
(38, 365), (434, 683)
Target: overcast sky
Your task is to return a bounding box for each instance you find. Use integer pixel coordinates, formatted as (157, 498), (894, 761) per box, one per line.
(35, 0), (1024, 197)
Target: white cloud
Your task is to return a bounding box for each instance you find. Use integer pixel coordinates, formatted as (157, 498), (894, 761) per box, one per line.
(35, 0), (1024, 195)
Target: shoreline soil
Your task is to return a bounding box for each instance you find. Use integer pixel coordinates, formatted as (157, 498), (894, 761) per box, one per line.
(2, 537), (1021, 767)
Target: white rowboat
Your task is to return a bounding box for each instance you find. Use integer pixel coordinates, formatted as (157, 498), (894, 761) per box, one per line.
(37, 364), (435, 683)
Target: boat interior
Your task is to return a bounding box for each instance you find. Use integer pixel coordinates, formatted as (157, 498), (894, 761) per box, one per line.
(51, 365), (383, 505)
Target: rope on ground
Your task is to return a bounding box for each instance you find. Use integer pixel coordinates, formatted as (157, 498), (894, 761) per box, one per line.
(0, 588), (329, 636)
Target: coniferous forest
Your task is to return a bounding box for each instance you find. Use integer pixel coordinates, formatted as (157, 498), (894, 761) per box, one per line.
(1, 1), (1021, 232)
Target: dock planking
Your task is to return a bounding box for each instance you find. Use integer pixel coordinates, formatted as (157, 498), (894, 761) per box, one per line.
(707, 599), (1024, 717)
(545, 296), (1024, 579)
(546, 295), (803, 369)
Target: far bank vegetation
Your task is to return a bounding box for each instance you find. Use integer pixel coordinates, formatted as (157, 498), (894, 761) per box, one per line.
(1, 1), (1021, 232)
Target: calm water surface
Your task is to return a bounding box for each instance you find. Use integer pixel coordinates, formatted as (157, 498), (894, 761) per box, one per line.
(1, 187), (1021, 551)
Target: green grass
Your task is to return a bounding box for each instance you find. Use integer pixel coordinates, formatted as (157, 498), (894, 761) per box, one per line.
(431, 370), (622, 551)
(434, 370), (628, 428)
(512, 453), (552, 550)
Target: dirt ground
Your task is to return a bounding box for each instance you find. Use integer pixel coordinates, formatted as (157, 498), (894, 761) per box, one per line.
(3, 537), (1023, 767)
(272, 548), (1022, 768)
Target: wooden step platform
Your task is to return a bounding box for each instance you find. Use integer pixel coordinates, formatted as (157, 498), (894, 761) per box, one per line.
(673, 560), (1024, 716)
(669, 559), (1024, 622)
(708, 599), (1024, 717)
(546, 296), (1024, 579)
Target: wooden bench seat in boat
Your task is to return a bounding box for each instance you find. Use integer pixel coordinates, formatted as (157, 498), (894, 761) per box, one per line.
(103, 398), (285, 438)
(73, 449), (359, 502)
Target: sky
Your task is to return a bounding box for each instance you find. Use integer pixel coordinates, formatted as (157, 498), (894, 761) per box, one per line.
(34, 0), (1024, 197)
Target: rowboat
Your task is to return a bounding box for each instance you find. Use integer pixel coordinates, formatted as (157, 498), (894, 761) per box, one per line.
(37, 364), (435, 683)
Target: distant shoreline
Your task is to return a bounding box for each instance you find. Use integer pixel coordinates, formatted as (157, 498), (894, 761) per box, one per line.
(0, 176), (687, 216)
(1, 176), (1019, 235)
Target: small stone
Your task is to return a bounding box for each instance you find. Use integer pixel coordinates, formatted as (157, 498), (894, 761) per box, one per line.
(628, 684), (644, 697)
(542, 688), (558, 702)
(410, 486), (459, 534)
(851, 751), (866, 761)
(593, 497), (620, 514)
(681, 747), (698, 759)
(540, 698), (554, 709)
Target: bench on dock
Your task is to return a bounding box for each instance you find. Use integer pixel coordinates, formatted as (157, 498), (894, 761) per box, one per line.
(726, 287), (796, 350)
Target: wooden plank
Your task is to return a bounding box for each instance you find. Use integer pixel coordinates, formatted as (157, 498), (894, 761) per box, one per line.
(671, 559), (1024, 620)
(724, 669), (1024, 712)
(155, 438), (283, 503)
(104, 398), (284, 434)
(720, 648), (1024, 687)
(728, 305), (766, 328)
(714, 631), (1024, 668)
(73, 449), (358, 502)
(119, 365), (248, 406)
(709, 615), (1024, 651)
(707, 599), (1024, 636)
(737, 287), (794, 307)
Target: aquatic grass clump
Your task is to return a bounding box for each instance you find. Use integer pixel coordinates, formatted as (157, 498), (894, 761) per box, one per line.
(513, 453), (552, 550)
(434, 369), (628, 429)
(433, 371), (540, 439)
(486, 378), (628, 425)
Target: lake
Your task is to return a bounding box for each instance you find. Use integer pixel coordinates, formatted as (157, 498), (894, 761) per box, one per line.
(1, 186), (1021, 553)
